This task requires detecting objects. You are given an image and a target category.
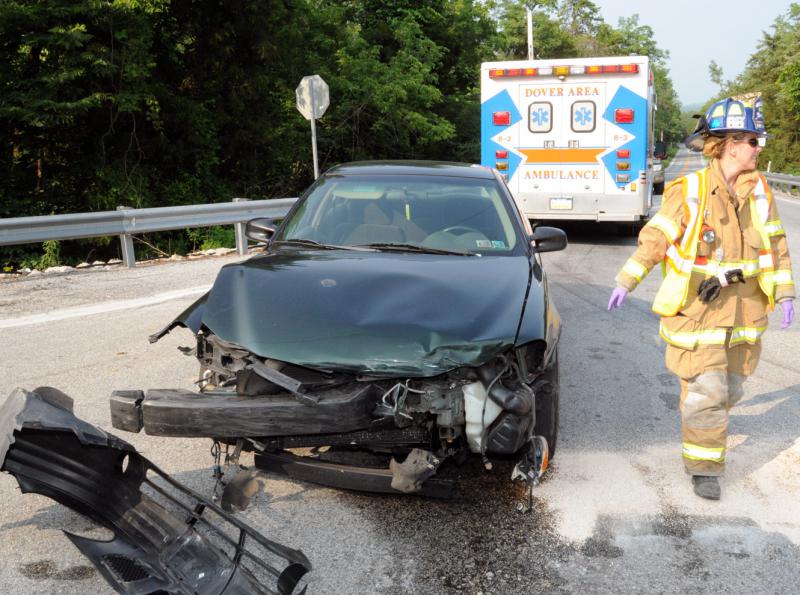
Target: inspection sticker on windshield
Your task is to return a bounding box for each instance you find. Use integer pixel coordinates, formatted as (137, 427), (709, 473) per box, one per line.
(476, 240), (493, 248)
(491, 240), (506, 248)
(550, 197), (573, 210)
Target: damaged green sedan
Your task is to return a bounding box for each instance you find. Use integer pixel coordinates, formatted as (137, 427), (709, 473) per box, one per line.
(111, 161), (566, 497)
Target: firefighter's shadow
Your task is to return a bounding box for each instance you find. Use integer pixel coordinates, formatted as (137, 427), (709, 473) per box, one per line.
(725, 383), (800, 481)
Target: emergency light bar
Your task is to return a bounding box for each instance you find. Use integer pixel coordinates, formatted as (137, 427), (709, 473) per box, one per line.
(488, 63), (639, 78)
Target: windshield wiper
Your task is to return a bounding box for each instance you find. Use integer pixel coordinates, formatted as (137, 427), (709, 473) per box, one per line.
(274, 238), (377, 252)
(273, 238), (339, 250)
(355, 242), (476, 256)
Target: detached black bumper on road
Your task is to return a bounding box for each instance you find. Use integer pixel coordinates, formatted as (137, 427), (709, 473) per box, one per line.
(0, 387), (311, 595)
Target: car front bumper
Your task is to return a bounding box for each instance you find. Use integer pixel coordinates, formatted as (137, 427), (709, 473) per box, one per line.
(110, 385), (381, 437)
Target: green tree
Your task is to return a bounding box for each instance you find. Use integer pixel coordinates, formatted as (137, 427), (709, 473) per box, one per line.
(715, 3), (800, 172)
(591, 14), (684, 146)
(312, 1), (498, 165)
(709, 59), (724, 90)
(490, 0), (575, 60)
(0, 1), (159, 218)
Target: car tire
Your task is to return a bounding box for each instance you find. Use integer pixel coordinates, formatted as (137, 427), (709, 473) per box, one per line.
(534, 350), (559, 458)
(653, 181), (664, 195)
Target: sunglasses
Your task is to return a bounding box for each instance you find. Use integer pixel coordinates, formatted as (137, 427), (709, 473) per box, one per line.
(734, 137), (765, 148)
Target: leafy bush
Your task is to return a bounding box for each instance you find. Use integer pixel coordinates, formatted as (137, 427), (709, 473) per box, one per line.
(186, 226), (235, 251)
(37, 240), (61, 270)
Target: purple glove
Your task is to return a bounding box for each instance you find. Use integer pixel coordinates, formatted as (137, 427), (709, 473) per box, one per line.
(780, 300), (795, 329)
(608, 287), (629, 311)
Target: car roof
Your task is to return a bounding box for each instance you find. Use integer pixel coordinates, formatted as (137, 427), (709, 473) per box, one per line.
(324, 160), (497, 179)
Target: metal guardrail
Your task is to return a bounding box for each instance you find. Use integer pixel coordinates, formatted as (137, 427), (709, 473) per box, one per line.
(764, 172), (800, 197)
(0, 197), (297, 267)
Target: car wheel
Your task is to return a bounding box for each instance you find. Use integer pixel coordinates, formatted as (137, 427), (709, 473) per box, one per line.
(534, 350), (559, 458)
(653, 181), (665, 195)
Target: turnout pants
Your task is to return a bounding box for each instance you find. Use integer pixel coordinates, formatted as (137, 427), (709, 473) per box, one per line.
(665, 333), (761, 476)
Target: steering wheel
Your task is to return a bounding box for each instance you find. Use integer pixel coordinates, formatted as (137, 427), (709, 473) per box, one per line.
(441, 225), (481, 235)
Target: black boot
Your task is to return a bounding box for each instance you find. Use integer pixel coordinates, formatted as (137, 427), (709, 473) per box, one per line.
(692, 475), (721, 500)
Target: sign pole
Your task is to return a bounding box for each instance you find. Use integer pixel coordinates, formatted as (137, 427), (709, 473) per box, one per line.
(310, 83), (320, 179)
(296, 75), (329, 179)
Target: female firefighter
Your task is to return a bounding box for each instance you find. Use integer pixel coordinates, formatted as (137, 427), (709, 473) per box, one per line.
(607, 93), (795, 500)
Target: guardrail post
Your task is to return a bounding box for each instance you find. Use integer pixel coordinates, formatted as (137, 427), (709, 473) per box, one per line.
(233, 198), (250, 256)
(116, 206), (136, 268)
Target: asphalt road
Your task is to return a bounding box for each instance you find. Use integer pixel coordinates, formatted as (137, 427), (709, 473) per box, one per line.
(1, 153), (800, 594)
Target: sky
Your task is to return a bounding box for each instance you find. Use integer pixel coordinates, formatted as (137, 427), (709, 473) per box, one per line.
(593, 0), (795, 107)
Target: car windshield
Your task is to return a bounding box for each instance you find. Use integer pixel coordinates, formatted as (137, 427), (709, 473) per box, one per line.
(276, 174), (522, 255)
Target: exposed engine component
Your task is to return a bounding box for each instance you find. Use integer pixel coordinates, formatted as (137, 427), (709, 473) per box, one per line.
(476, 360), (533, 415)
(463, 380), (503, 452)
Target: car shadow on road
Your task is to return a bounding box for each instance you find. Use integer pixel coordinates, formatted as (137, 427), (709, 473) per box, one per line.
(542, 220), (641, 247)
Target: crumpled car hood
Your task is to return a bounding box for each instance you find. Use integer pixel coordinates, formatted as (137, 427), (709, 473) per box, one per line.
(198, 249), (532, 376)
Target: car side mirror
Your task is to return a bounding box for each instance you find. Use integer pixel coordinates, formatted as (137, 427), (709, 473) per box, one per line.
(245, 217), (278, 243)
(529, 226), (567, 253)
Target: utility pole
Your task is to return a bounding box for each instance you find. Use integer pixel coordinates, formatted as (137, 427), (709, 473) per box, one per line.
(526, 2), (540, 61)
(527, 6), (534, 61)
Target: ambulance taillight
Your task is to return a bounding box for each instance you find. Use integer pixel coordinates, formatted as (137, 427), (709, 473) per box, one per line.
(493, 112), (511, 126)
(614, 109), (634, 124)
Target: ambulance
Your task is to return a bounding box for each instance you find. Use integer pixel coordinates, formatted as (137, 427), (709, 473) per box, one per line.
(481, 55), (657, 223)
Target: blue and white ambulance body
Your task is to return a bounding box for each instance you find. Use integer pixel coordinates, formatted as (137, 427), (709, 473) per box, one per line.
(481, 56), (656, 223)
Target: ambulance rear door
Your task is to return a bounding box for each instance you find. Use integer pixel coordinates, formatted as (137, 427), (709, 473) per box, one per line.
(515, 81), (607, 217)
